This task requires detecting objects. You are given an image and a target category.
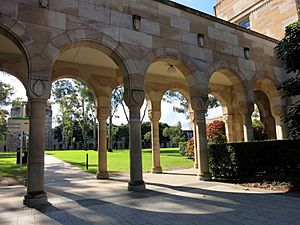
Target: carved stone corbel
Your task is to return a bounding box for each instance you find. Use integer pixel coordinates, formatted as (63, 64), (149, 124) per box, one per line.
(28, 75), (51, 100)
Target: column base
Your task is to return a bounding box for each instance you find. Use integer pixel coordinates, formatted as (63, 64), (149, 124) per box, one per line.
(198, 172), (211, 181)
(194, 163), (199, 169)
(128, 181), (146, 192)
(23, 191), (48, 208)
(151, 167), (162, 174)
(96, 171), (109, 180)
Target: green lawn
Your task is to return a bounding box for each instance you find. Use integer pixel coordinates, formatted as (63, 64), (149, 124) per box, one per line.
(46, 148), (194, 174)
(0, 152), (26, 181)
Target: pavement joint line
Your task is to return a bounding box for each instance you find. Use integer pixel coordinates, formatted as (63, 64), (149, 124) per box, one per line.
(0, 198), (111, 214)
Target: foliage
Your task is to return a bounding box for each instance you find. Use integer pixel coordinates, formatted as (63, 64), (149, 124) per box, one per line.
(275, 21), (300, 75)
(186, 138), (194, 159)
(46, 148), (194, 173)
(208, 140), (300, 180)
(51, 79), (95, 149)
(206, 120), (226, 143)
(163, 91), (220, 118)
(162, 122), (186, 147)
(253, 121), (268, 140)
(178, 142), (187, 156)
(0, 81), (14, 144)
(275, 21), (300, 138)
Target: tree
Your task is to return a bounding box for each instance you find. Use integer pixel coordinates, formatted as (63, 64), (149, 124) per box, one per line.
(275, 21), (300, 138)
(0, 81), (13, 144)
(52, 79), (96, 149)
(206, 120), (226, 143)
(162, 122), (186, 147)
(163, 90), (220, 118)
(252, 105), (267, 140)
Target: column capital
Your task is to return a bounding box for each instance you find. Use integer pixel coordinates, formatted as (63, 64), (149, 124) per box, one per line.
(189, 110), (195, 123)
(95, 106), (109, 120)
(271, 105), (285, 117)
(223, 114), (234, 123)
(191, 96), (209, 114)
(28, 74), (51, 100)
(124, 88), (145, 109)
(238, 102), (254, 115)
(148, 110), (161, 122)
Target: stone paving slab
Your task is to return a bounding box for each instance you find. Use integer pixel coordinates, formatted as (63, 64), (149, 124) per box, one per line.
(1, 154), (300, 225)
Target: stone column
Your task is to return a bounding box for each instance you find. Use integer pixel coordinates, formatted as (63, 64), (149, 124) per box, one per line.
(24, 75), (51, 207)
(193, 123), (199, 169)
(239, 102), (254, 142)
(192, 96), (211, 181)
(190, 111), (198, 169)
(224, 114), (234, 142)
(149, 109), (162, 173)
(23, 98), (48, 207)
(124, 89), (145, 191)
(195, 108), (211, 180)
(272, 105), (288, 140)
(96, 106), (109, 179)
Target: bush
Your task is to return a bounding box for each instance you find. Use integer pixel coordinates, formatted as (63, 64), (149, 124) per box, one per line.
(208, 140), (300, 180)
(207, 120), (226, 143)
(186, 138), (194, 159)
(178, 142), (187, 156)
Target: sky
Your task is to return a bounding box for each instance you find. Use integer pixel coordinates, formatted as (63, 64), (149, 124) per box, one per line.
(171, 0), (215, 15)
(0, 1), (221, 129)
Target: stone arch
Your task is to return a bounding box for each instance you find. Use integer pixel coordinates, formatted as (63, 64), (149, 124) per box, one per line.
(44, 30), (137, 88)
(254, 77), (287, 139)
(142, 48), (205, 97)
(0, 18), (31, 87)
(254, 77), (285, 116)
(206, 62), (251, 142)
(51, 69), (98, 106)
(205, 61), (249, 103)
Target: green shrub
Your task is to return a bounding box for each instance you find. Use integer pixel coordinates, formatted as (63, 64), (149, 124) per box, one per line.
(178, 142), (187, 156)
(208, 140), (300, 180)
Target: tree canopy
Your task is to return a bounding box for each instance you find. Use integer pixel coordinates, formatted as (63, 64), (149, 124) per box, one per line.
(51, 79), (95, 149)
(0, 81), (14, 144)
(275, 21), (300, 138)
(163, 90), (219, 118)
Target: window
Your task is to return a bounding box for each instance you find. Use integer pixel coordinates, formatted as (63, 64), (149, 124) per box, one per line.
(239, 18), (250, 29)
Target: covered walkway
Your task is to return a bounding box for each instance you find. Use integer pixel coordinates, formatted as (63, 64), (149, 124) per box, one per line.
(0, 155), (299, 225)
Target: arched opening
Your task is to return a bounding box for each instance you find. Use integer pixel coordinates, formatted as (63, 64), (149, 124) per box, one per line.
(208, 68), (248, 142)
(253, 91), (276, 140)
(50, 40), (133, 181)
(255, 78), (286, 139)
(0, 28), (29, 187)
(144, 58), (196, 173)
(50, 78), (96, 152)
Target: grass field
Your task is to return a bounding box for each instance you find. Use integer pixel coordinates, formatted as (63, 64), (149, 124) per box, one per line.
(0, 152), (26, 182)
(46, 148), (194, 174)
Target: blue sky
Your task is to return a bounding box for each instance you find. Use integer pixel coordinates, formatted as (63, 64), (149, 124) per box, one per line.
(171, 0), (215, 15)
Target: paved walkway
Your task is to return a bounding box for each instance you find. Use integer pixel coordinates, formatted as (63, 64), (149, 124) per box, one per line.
(1, 154), (300, 225)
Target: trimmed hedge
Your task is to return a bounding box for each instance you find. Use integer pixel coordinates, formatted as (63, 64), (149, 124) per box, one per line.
(208, 140), (300, 180)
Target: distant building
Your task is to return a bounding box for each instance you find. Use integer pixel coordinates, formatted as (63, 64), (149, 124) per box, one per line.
(0, 102), (52, 152)
(215, 0), (300, 39)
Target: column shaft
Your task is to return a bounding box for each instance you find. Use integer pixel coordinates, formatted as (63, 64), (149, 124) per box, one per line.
(97, 118), (109, 179)
(24, 100), (48, 207)
(151, 120), (162, 173)
(193, 123), (198, 169)
(243, 113), (254, 142)
(128, 105), (145, 191)
(195, 110), (211, 181)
